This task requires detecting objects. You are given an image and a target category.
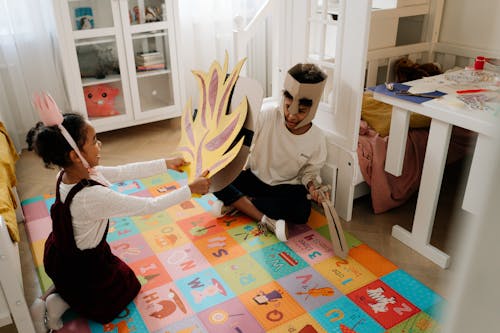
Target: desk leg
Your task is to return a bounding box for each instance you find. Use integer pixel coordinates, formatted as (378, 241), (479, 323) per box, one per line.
(385, 106), (410, 176)
(392, 119), (453, 268)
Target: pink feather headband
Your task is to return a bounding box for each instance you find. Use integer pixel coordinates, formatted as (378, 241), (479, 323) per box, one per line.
(32, 92), (91, 169)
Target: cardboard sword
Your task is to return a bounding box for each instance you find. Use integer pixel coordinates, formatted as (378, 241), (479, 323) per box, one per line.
(310, 186), (349, 259)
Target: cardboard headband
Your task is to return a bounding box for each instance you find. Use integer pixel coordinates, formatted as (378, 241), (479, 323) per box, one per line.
(282, 63), (327, 128)
(32, 92), (91, 169)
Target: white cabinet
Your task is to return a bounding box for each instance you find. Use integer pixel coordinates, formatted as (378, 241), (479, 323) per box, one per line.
(52, 0), (183, 132)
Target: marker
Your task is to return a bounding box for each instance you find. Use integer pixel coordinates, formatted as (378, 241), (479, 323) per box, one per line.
(456, 89), (489, 94)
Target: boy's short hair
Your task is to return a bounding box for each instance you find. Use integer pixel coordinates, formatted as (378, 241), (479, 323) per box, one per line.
(290, 64), (325, 84)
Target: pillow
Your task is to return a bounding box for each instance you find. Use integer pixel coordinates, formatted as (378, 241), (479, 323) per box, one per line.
(361, 92), (431, 137)
(0, 184), (18, 242)
(0, 123), (18, 188)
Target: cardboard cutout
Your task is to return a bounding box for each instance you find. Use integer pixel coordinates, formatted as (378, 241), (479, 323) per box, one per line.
(283, 63), (327, 128)
(176, 54), (254, 187)
(209, 76), (263, 191)
(322, 198), (349, 259)
(310, 186), (349, 259)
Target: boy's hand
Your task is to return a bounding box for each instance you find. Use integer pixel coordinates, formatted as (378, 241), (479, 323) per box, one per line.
(308, 183), (330, 204)
(166, 157), (189, 171)
(188, 170), (211, 195)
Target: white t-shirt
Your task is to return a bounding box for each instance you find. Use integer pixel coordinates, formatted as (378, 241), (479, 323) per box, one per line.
(248, 103), (327, 187)
(58, 159), (191, 250)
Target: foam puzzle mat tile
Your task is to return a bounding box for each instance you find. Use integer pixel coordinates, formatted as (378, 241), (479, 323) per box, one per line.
(381, 269), (444, 312)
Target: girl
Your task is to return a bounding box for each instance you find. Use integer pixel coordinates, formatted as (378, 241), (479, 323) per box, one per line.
(27, 94), (210, 332)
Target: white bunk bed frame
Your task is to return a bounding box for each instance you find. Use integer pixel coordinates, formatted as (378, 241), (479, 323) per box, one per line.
(233, 0), (500, 221)
(334, 41), (499, 222)
(0, 217), (35, 333)
(0, 122), (35, 332)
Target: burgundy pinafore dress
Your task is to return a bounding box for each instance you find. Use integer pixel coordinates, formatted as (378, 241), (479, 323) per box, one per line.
(43, 172), (141, 324)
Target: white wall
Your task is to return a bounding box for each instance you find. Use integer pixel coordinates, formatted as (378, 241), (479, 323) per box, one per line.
(440, 0), (500, 52)
(442, 128), (500, 333)
(438, 2), (500, 331)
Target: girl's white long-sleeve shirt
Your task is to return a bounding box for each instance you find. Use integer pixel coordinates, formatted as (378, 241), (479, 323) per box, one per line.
(58, 159), (191, 250)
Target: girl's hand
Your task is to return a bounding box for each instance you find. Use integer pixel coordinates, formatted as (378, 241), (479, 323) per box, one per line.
(188, 170), (211, 195)
(166, 157), (189, 171)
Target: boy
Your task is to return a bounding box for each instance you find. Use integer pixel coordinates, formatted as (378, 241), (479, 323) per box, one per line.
(213, 63), (328, 241)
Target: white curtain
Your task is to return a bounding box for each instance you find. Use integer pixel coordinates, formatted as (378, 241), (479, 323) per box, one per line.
(178, 0), (269, 100)
(0, 0), (271, 150)
(0, 0), (66, 150)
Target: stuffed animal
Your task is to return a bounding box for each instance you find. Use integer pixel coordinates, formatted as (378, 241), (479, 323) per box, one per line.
(83, 84), (120, 117)
(145, 7), (161, 22)
(394, 57), (442, 83)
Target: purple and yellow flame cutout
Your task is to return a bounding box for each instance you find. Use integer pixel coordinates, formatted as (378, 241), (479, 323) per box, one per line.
(176, 53), (248, 183)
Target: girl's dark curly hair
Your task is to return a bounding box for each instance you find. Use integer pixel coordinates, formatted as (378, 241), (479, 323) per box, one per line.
(26, 113), (88, 168)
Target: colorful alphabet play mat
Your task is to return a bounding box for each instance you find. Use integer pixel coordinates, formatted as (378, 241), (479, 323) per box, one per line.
(22, 170), (445, 332)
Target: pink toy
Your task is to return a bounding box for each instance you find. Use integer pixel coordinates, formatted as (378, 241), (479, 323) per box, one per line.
(32, 92), (91, 169)
(83, 84), (120, 118)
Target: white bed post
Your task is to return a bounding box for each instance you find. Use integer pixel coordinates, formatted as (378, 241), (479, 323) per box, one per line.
(329, 0), (372, 221)
(422, 0), (445, 62)
(333, 0), (372, 153)
(0, 218), (36, 333)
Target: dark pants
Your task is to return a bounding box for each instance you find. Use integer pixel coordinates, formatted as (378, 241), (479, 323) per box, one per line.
(214, 169), (311, 224)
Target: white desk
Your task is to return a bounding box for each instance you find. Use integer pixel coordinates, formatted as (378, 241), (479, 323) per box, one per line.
(373, 72), (499, 268)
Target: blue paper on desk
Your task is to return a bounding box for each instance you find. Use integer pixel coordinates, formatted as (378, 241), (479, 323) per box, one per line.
(367, 83), (446, 104)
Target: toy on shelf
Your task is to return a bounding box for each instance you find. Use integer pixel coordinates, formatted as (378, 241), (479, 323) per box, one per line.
(75, 7), (94, 30)
(129, 6), (162, 24)
(145, 6), (162, 22)
(83, 84), (120, 118)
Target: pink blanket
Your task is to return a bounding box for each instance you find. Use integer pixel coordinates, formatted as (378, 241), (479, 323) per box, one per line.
(357, 120), (476, 213)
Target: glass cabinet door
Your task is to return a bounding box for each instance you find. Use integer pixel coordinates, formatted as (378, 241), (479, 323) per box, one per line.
(122, 0), (177, 118)
(76, 37), (128, 120)
(64, 0), (133, 123)
(132, 30), (175, 114)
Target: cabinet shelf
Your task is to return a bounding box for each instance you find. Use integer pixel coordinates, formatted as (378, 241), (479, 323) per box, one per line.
(75, 37), (116, 47)
(132, 31), (167, 40)
(73, 27), (116, 40)
(81, 74), (121, 87)
(130, 21), (168, 34)
(136, 69), (171, 78)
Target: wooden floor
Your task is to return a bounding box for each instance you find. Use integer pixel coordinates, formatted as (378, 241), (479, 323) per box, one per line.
(2, 118), (471, 332)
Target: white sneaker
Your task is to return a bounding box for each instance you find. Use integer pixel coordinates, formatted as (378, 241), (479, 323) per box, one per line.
(210, 199), (225, 217)
(45, 293), (68, 330)
(210, 200), (237, 218)
(259, 215), (288, 242)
